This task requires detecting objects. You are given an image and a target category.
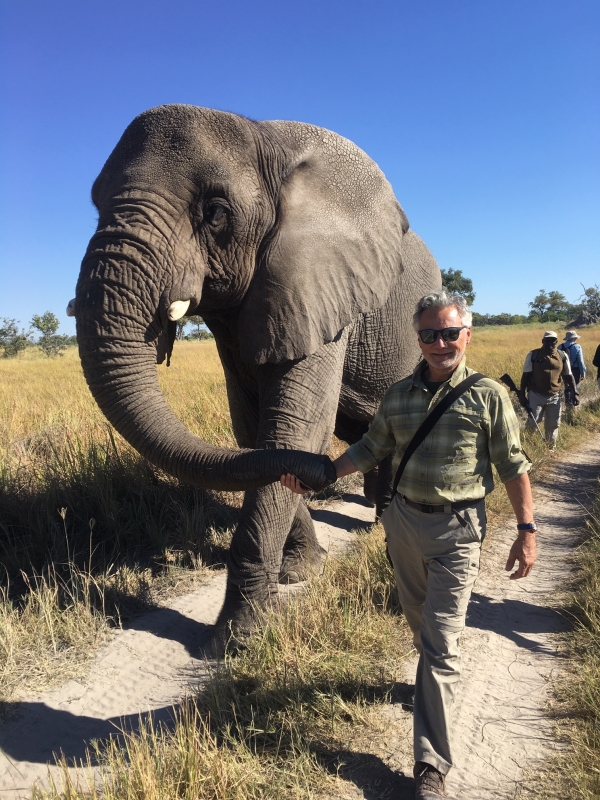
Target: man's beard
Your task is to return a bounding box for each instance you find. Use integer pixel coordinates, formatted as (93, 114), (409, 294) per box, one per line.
(431, 350), (464, 369)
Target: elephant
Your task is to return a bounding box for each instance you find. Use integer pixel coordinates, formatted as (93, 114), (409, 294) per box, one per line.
(70, 104), (441, 653)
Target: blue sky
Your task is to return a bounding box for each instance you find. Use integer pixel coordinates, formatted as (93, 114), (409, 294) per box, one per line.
(1, 0), (598, 335)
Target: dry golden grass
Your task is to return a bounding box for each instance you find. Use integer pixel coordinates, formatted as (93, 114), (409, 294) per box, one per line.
(2, 327), (600, 704)
(467, 322), (600, 388)
(1, 325), (600, 798)
(0, 341), (234, 447)
(34, 525), (409, 800)
(520, 482), (600, 800)
(0, 341), (237, 705)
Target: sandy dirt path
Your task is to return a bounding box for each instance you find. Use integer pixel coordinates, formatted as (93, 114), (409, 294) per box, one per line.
(0, 494), (375, 799)
(1, 438), (599, 799)
(447, 437), (600, 799)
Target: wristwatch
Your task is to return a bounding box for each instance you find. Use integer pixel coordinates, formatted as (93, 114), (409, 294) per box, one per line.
(517, 522), (537, 532)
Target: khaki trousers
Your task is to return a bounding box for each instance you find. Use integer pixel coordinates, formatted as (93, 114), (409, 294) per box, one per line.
(381, 494), (486, 775)
(526, 389), (562, 447)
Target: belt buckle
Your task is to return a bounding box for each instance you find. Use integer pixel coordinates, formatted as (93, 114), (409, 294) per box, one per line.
(422, 503), (434, 514)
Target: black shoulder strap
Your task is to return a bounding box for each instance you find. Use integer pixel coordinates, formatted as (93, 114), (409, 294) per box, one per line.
(392, 372), (485, 496)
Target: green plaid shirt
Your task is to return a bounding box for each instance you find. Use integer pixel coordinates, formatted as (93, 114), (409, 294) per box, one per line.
(346, 358), (530, 505)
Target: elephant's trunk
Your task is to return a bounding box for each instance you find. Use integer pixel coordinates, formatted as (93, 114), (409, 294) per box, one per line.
(75, 241), (331, 492)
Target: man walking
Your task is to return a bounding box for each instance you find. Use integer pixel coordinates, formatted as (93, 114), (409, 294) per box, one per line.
(520, 330), (579, 450)
(594, 342), (600, 391)
(282, 290), (536, 799)
(558, 330), (586, 405)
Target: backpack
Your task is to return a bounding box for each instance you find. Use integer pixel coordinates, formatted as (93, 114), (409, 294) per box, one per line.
(558, 341), (578, 369)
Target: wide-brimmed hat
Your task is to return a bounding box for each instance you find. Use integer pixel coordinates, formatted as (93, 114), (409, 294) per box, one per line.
(542, 331), (559, 340)
(564, 330), (580, 341)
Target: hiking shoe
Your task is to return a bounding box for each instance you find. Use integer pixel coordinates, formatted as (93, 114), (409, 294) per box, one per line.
(414, 761), (446, 799)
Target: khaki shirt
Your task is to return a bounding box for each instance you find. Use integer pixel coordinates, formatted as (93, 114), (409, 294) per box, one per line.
(346, 358), (530, 505)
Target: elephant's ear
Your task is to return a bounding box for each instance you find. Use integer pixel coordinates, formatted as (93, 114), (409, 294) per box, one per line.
(237, 123), (408, 364)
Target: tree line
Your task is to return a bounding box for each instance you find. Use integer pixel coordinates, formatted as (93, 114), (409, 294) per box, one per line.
(2, 283), (597, 358)
(175, 315), (214, 341)
(441, 269), (600, 327)
(0, 312), (214, 358)
(0, 312), (77, 358)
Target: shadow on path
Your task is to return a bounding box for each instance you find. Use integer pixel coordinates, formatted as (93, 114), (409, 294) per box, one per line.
(320, 748), (414, 799)
(466, 593), (569, 653)
(125, 606), (215, 660)
(310, 508), (373, 533)
(0, 701), (181, 765)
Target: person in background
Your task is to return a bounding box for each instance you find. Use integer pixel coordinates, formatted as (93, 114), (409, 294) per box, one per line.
(558, 330), (586, 406)
(519, 330), (579, 450)
(282, 290), (536, 800)
(593, 342), (600, 392)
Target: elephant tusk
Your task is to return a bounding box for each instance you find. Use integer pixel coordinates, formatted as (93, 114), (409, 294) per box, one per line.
(66, 298), (77, 317)
(168, 299), (191, 321)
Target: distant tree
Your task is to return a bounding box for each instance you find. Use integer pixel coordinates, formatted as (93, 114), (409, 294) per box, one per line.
(440, 269), (475, 305)
(528, 290), (551, 320)
(0, 318), (32, 357)
(528, 290), (575, 322)
(186, 315), (205, 337)
(471, 312), (530, 327)
(30, 311), (68, 357)
(185, 315), (214, 340)
(578, 283), (600, 317)
(175, 319), (188, 341)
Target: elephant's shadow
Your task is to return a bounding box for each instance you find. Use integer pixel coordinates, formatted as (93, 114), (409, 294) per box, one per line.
(1, 478), (241, 611)
(0, 682), (417, 800)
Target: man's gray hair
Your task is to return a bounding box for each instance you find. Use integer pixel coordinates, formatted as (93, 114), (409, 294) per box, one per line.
(412, 290), (473, 331)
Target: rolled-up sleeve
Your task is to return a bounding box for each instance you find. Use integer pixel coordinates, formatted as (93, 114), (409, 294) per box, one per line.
(346, 395), (397, 474)
(487, 388), (531, 483)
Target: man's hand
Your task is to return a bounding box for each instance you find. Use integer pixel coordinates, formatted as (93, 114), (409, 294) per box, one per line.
(505, 531), (537, 579)
(280, 473), (310, 495)
(280, 453), (357, 495)
(504, 473), (536, 579)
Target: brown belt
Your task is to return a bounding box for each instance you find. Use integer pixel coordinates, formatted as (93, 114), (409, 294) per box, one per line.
(399, 494), (479, 514)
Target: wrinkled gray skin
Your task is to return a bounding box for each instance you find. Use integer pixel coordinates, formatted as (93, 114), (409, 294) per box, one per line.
(74, 105), (441, 653)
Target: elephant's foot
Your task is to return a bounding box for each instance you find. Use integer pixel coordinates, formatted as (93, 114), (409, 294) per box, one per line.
(278, 545), (326, 584)
(278, 500), (326, 583)
(208, 580), (269, 658)
(209, 621), (249, 659)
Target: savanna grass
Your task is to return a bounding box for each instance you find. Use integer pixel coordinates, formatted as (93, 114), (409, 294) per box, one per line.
(2, 327), (600, 703)
(467, 324), (600, 523)
(34, 526), (410, 800)
(528, 482), (600, 800)
(0, 342), (237, 578)
(0, 342), (238, 700)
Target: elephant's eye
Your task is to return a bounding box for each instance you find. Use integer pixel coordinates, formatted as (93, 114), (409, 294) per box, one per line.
(204, 201), (229, 232)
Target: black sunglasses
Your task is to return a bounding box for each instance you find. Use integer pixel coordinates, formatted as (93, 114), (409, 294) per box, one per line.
(418, 326), (467, 344)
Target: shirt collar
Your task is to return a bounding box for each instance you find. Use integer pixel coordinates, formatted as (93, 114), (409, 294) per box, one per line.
(410, 356), (469, 390)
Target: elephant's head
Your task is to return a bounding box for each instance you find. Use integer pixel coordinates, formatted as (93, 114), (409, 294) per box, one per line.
(72, 105), (408, 489)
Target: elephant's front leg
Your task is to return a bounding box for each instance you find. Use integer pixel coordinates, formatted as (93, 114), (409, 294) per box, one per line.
(279, 499), (324, 583)
(214, 482), (302, 650)
(212, 330), (349, 654)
